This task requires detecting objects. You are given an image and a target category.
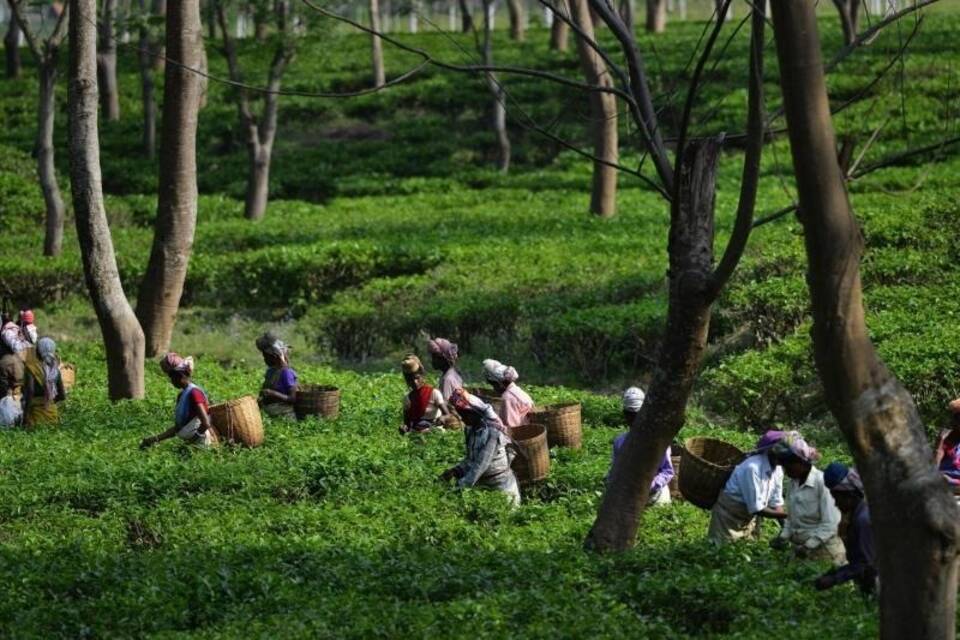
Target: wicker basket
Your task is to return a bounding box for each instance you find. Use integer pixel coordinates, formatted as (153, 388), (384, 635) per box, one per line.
(529, 402), (582, 449)
(60, 363), (76, 392)
(669, 451), (683, 499)
(510, 423), (550, 484)
(294, 384), (340, 420)
(678, 437), (744, 510)
(209, 395), (265, 448)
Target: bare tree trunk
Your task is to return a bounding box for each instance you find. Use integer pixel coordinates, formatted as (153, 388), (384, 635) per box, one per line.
(137, 0), (157, 158)
(619, 0), (634, 33)
(458, 0), (472, 31)
(370, 0), (385, 87)
(832, 0), (859, 46)
(38, 59), (66, 256)
(482, 0), (509, 172)
(507, 0), (524, 40)
(770, 3), (960, 637)
(571, 0), (617, 217)
(136, 0), (202, 357)
(550, 0), (569, 51)
(97, 0), (121, 121)
(68, 0), (145, 400)
(645, 0), (665, 33)
(4, 8), (20, 78)
(245, 141), (272, 220)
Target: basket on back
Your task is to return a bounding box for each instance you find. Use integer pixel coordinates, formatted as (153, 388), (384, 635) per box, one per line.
(294, 384), (340, 420)
(679, 437), (744, 509)
(510, 423), (550, 484)
(529, 403), (582, 449)
(209, 395), (264, 448)
(59, 363), (76, 392)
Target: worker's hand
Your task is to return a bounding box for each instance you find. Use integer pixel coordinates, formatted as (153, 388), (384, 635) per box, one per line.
(769, 536), (789, 551)
(814, 575), (835, 591)
(139, 436), (155, 450)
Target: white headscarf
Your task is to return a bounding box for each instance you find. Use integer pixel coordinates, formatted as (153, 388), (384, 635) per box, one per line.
(36, 337), (59, 404)
(483, 359), (519, 384)
(622, 387), (645, 412)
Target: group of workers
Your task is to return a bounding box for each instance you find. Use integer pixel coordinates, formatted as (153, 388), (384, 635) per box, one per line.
(21, 321), (960, 597)
(0, 308), (66, 429)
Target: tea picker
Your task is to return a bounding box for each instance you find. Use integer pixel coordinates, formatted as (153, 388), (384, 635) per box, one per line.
(140, 353), (216, 450)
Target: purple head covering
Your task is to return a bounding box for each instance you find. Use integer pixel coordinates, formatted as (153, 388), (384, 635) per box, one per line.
(771, 431), (821, 464)
(753, 430), (786, 452)
(427, 337), (458, 364)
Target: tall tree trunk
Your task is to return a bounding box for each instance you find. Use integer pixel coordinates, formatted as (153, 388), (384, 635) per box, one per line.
(832, 0), (859, 46)
(458, 0), (472, 31)
(136, 0), (202, 357)
(137, 1), (157, 158)
(245, 139), (272, 220)
(619, 0), (634, 33)
(549, 0), (568, 52)
(645, 0), (665, 33)
(482, 0), (509, 173)
(408, 0), (418, 33)
(586, 139), (721, 549)
(4, 7), (20, 78)
(770, 3), (960, 637)
(38, 58), (66, 256)
(97, 0), (120, 121)
(68, 0), (145, 400)
(571, 0), (617, 217)
(370, 0), (385, 87)
(507, 0), (524, 40)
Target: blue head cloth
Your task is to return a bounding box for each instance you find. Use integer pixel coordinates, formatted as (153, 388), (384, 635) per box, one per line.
(823, 462), (850, 490)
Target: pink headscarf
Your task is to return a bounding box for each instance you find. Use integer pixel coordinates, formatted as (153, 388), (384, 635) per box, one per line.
(427, 337), (458, 364)
(160, 352), (194, 376)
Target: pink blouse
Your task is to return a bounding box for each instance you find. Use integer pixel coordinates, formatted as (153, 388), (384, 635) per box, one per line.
(498, 382), (534, 428)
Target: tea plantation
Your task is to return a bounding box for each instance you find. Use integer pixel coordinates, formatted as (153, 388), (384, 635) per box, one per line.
(0, 8), (958, 638)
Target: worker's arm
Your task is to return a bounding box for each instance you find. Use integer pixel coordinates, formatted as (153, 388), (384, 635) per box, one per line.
(140, 425), (179, 449)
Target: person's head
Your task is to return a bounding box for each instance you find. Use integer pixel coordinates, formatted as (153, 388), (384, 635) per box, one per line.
(778, 452), (812, 481)
(949, 398), (960, 430)
(36, 337), (57, 364)
(622, 386), (645, 428)
(18, 309), (34, 326)
(401, 355), (425, 390)
(824, 461), (864, 513)
(449, 388), (492, 429)
(483, 359), (518, 393)
(427, 337), (458, 372)
(769, 432), (820, 475)
(160, 352), (194, 389)
(256, 332), (289, 368)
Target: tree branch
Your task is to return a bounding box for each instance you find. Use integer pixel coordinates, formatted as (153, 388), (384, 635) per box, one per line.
(8, 0), (43, 59)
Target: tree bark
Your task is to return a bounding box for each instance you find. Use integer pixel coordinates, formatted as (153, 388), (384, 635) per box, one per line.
(832, 0), (859, 46)
(4, 7), (20, 78)
(370, 0), (385, 87)
(550, 0), (569, 51)
(769, 3), (960, 637)
(138, 0), (157, 158)
(645, 0), (665, 33)
(571, 0), (617, 217)
(97, 0), (120, 121)
(481, 0), (509, 173)
(136, 0), (202, 357)
(619, 0), (634, 33)
(458, 0), (472, 31)
(507, 0), (524, 40)
(68, 0), (145, 400)
(38, 59), (66, 256)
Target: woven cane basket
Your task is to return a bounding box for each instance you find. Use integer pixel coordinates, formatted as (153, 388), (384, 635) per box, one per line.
(209, 395), (264, 448)
(679, 437), (744, 510)
(60, 363), (76, 392)
(510, 423), (550, 484)
(294, 385), (340, 420)
(669, 452), (683, 499)
(529, 402), (582, 449)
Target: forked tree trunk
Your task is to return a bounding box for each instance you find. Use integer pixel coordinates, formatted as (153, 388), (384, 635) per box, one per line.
(645, 0), (665, 33)
(507, 0), (524, 40)
(550, 0), (569, 51)
(136, 0), (203, 357)
(571, 0), (617, 217)
(38, 59), (66, 256)
(4, 8), (20, 78)
(832, 0), (859, 46)
(137, 1), (157, 158)
(458, 0), (472, 31)
(97, 0), (120, 121)
(585, 139), (721, 550)
(482, 0), (509, 172)
(370, 0), (385, 87)
(68, 0), (145, 400)
(770, 3), (960, 637)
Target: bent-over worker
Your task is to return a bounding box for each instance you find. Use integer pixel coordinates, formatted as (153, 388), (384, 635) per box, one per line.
(22, 337), (65, 427)
(608, 386), (673, 505)
(483, 358), (534, 428)
(140, 353), (215, 449)
(815, 463), (876, 595)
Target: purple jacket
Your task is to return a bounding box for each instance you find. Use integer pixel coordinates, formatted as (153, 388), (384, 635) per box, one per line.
(610, 432), (674, 494)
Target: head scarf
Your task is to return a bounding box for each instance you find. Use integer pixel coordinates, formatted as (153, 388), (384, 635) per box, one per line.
(449, 388), (510, 437)
(401, 354), (425, 376)
(483, 359), (519, 384)
(752, 430), (786, 453)
(19, 309), (34, 324)
(255, 332), (289, 363)
(427, 337), (458, 365)
(770, 431), (821, 464)
(824, 461), (864, 494)
(160, 352), (194, 377)
(36, 337), (58, 403)
(622, 387), (645, 412)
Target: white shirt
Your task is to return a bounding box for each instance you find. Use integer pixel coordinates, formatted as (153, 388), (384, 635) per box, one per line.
(722, 453), (784, 514)
(402, 387), (447, 422)
(781, 466), (842, 545)
(0, 395), (22, 427)
(1, 323), (29, 354)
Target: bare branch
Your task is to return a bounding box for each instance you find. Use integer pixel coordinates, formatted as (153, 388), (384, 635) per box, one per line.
(825, 0), (940, 73)
(8, 0), (43, 59)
